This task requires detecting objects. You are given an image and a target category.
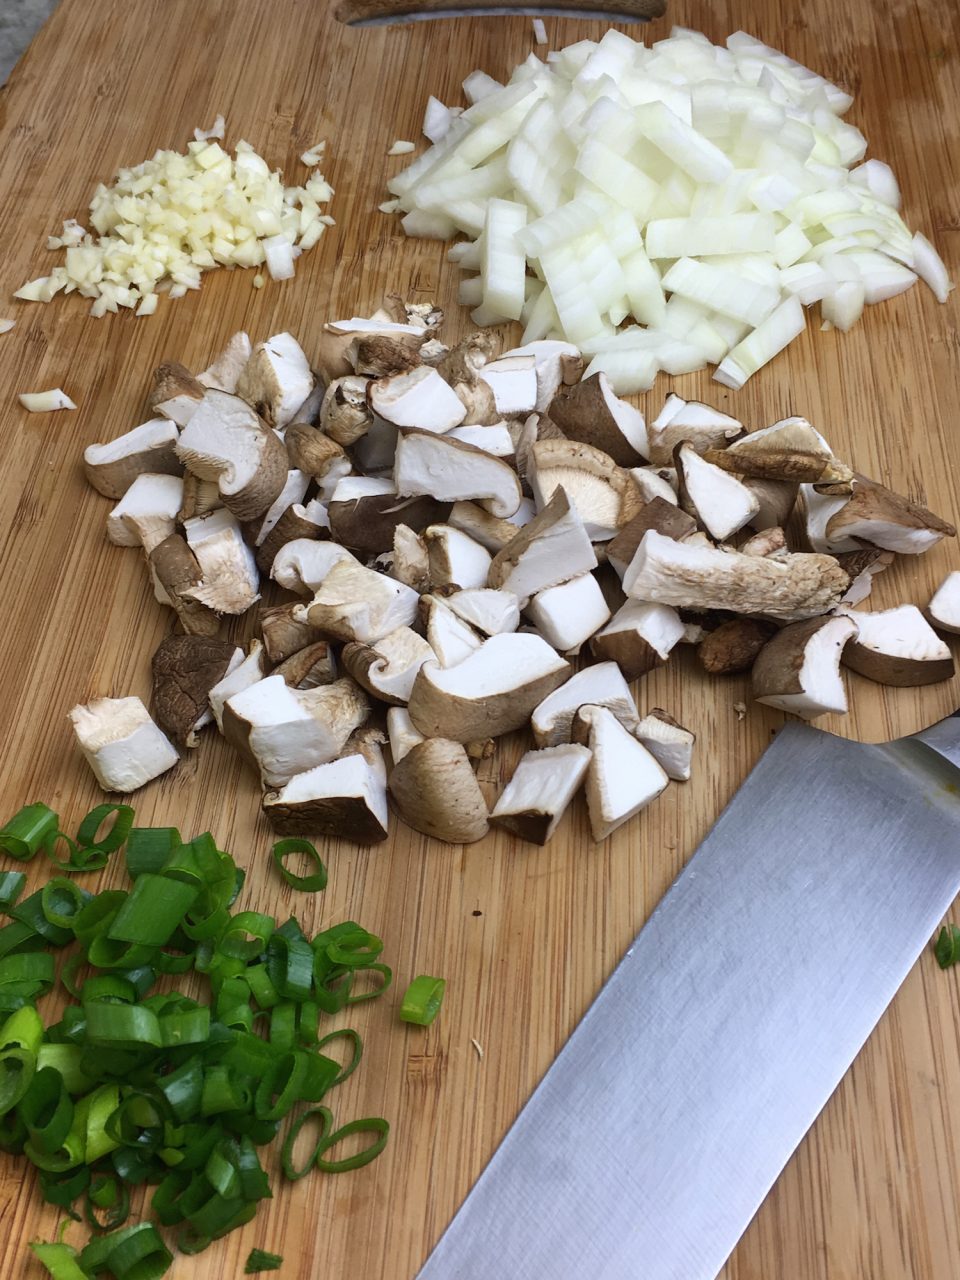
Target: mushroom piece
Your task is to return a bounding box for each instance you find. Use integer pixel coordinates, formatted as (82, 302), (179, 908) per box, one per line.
(801, 485), (863, 554)
(487, 487), (597, 604)
(444, 588), (520, 636)
(319, 376), (374, 447)
(590, 601), (685, 680)
(446, 424), (516, 462)
(263, 747), (389, 842)
(526, 573), (611, 654)
(500, 340), (583, 412)
(835, 548), (894, 605)
(548, 372), (648, 467)
(273, 642), (339, 690)
(150, 362), (205, 427)
(271, 539), (356, 596)
(175, 390), (288, 521)
(634, 710), (695, 782)
(342, 627), (435, 705)
(197, 331), (252, 393)
(249, 470), (311, 547)
(674, 443), (760, 542)
(83, 420), (182, 499)
(606, 499), (698, 579)
(824, 474), (956, 555)
(151, 634), (240, 747)
(927, 571), (960, 634)
(630, 465), (680, 507)
(740, 527), (788, 558)
(235, 332), (314, 429)
(178, 473), (222, 522)
(388, 738), (489, 843)
(352, 332), (425, 377)
(704, 417), (852, 487)
(394, 430), (522, 519)
(447, 499), (536, 553)
(106, 474), (184, 551)
(255, 501), (329, 575)
(285, 422), (351, 487)
(572, 705), (669, 842)
(437, 332), (500, 425)
(531, 661), (638, 748)
(744, 477), (799, 531)
(182, 510), (260, 614)
(222, 675), (370, 787)
(407, 633), (571, 742)
(624, 531), (850, 622)
(697, 618), (777, 675)
(478, 354), (539, 417)
(424, 524), (492, 590)
(351, 418), (400, 476)
(648, 395), (742, 465)
(386, 706), (424, 765)
(259, 604), (325, 665)
(319, 317), (425, 383)
(209, 640), (267, 730)
(420, 595), (484, 667)
(752, 615), (859, 718)
(369, 366), (467, 433)
(69, 696), (179, 793)
(490, 744), (592, 845)
(384, 524), (430, 593)
(149, 535), (221, 637)
(328, 476), (447, 555)
(837, 604), (955, 687)
(529, 440), (643, 540)
(295, 559), (420, 644)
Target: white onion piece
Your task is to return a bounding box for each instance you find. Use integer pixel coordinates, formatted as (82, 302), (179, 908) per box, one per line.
(0, 320), (14, 335)
(262, 235), (296, 281)
(714, 296), (805, 389)
(912, 232), (953, 304)
(822, 280), (865, 331)
(19, 388), (76, 412)
(661, 257), (780, 326)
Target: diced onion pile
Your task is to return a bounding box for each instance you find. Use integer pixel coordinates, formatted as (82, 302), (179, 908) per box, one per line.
(16, 131), (334, 318)
(388, 27), (953, 391)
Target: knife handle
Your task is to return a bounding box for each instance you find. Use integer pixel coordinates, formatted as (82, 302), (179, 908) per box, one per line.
(340, 0), (666, 25)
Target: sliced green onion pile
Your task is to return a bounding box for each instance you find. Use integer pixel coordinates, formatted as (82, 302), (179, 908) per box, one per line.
(0, 804), (392, 1277)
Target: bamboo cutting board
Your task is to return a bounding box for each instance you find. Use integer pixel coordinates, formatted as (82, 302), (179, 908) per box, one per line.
(0, 0), (959, 1275)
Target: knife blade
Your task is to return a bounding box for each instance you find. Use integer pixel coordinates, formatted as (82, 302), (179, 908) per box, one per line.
(418, 716), (960, 1280)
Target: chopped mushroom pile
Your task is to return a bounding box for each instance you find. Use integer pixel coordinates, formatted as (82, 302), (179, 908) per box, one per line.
(73, 302), (958, 846)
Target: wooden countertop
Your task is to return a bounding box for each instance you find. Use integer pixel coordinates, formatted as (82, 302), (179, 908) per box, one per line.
(0, 0), (959, 1275)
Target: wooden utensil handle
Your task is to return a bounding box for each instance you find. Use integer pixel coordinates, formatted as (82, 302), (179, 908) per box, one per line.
(339, 0), (666, 25)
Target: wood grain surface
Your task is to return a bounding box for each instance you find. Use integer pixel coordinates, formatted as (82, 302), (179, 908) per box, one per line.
(0, 0), (959, 1276)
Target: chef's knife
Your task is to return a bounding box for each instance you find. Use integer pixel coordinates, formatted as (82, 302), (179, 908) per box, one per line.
(340, 0), (665, 27)
(418, 714), (960, 1280)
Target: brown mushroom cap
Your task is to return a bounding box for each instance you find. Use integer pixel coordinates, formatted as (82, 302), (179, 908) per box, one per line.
(698, 619), (777, 675)
(149, 535), (221, 637)
(150, 362), (205, 417)
(352, 332), (425, 377)
(284, 423), (349, 478)
(328, 489), (449, 556)
(825, 473), (956, 554)
(151, 634), (238, 746)
(548, 373), (647, 467)
(273, 642), (338, 689)
(606, 498), (698, 577)
(258, 603), (326, 664)
(255, 504), (329, 575)
(388, 738), (489, 843)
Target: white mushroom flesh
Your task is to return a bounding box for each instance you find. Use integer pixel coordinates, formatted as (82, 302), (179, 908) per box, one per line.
(525, 572), (611, 653)
(70, 696), (179, 793)
(580, 706), (669, 841)
(491, 743), (592, 843)
(928, 571), (960, 634)
(106, 474), (184, 551)
(531, 661), (638, 748)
